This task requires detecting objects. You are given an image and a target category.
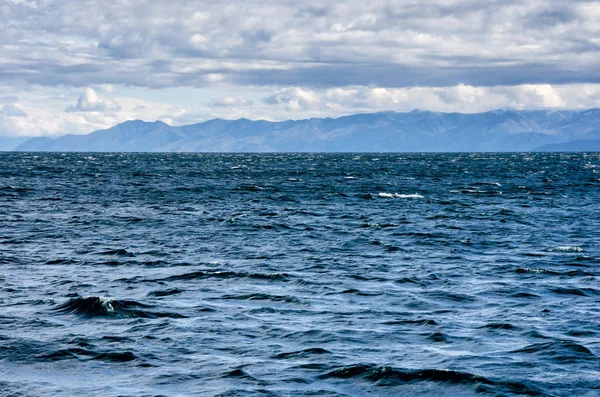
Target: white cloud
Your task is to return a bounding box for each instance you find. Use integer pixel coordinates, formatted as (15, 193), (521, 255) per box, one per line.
(65, 88), (121, 113)
(212, 96), (254, 107)
(262, 84), (600, 116)
(264, 87), (320, 111)
(1, 82), (600, 137)
(500, 84), (566, 108)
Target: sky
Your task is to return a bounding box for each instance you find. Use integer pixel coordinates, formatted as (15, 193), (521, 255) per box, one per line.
(1, 0), (600, 137)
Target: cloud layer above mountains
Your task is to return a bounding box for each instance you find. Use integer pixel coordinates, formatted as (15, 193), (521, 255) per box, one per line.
(1, 0), (599, 136)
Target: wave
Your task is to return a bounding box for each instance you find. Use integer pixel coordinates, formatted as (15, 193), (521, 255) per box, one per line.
(515, 268), (596, 277)
(282, 329), (338, 343)
(550, 287), (600, 296)
(221, 368), (259, 381)
(95, 248), (136, 257)
(449, 188), (502, 195)
(45, 258), (82, 265)
(428, 332), (449, 342)
(360, 222), (399, 228)
(235, 184), (276, 191)
(355, 193), (375, 200)
(340, 288), (384, 296)
(549, 246), (584, 253)
(0, 185), (34, 192)
(53, 296), (186, 319)
(383, 319), (437, 326)
(160, 270), (289, 282)
(378, 192), (424, 199)
(218, 293), (301, 304)
(515, 268), (559, 275)
(37, 347), (138, 363)
(319, 365), (543, 395)
(481, 323), (519, 331)
(511, 292), (540, 299)
(274, 348), (331, 359)
(512, 340), (596, 362)
(148, 288), (184, 297)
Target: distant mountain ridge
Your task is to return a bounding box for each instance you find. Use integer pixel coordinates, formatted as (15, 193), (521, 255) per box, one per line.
(13, 109), (600, 152)
(0, 136), (29, 151)
(532, 139), (600, 152)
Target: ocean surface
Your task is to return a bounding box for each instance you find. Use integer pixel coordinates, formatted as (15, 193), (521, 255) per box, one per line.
(1, 152), (599, 397)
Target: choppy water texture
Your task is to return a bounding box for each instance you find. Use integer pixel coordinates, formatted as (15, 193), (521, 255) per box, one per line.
(1, 152), (599, 397)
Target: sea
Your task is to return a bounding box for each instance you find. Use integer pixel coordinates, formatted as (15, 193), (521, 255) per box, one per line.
(0, 152), (599, 396)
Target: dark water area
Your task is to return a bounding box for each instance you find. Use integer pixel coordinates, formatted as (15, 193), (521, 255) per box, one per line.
(1, 152), (599, 396)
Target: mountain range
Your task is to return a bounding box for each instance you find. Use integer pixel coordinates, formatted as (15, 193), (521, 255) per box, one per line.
(11, 109), (600, 152)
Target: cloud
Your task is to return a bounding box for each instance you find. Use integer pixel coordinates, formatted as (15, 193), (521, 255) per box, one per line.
(0, 104), (28, 117)
(1, 0), (599, 89)
(261, 84), (600, 115)
(65, 88), (121, 113)
(2, 82), (600, 138)
(2, 1), (600, 136)
(0, 116), (34, 137)
(0, 95), (19, 103)
(263, 88), (319, 110)
(211, 96), (254, 107)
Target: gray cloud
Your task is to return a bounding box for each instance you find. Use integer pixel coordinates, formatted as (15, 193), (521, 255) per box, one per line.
(241, 63), (600, 88)
(0, 95), (19, 103)
(0, 104), (28, 117)
(524, 6), (578, 29)
(1, 0), (599, 89)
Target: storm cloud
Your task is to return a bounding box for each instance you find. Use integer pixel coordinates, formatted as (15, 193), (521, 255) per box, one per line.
(2, 0), (599, 88)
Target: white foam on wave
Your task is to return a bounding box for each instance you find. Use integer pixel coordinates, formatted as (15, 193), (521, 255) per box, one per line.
(86, 296), (116, 312)
(550, 246), (583, 252)
(378, 193), (424, 199)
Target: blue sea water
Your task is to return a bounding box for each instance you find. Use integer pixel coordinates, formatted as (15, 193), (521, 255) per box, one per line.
(0, 152), (599, 396)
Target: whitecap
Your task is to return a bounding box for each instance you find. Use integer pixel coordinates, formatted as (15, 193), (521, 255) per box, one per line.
(378, 193), (424, 199)
(477, 182), (501, 187)
(97, 296), (116, 312)
(549, 246), (583, 253)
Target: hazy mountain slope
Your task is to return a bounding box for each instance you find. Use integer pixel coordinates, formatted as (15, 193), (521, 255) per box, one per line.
(14, 109), (600, 152)
(532, 139), (600, 152)
(16, 120), (186, 152)
(0, 137), (29, 151)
